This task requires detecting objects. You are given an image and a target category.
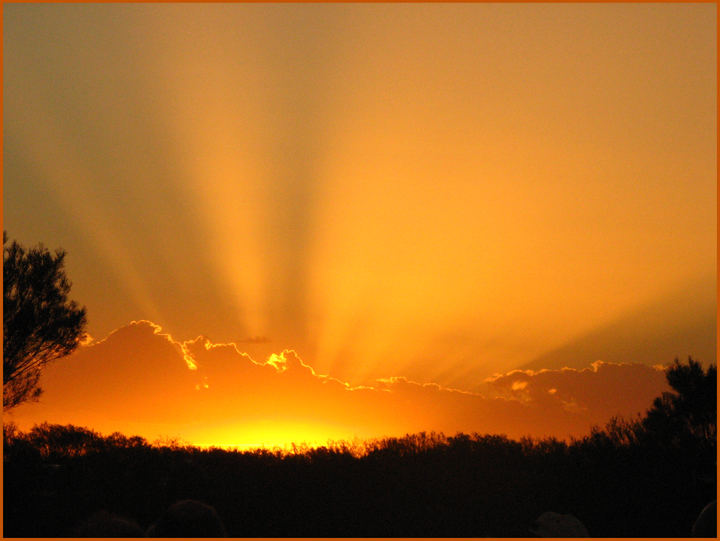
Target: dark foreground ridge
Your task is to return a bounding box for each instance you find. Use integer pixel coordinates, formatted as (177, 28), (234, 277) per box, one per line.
(3, 423), (715, 537)
(4, 359), (716, 537)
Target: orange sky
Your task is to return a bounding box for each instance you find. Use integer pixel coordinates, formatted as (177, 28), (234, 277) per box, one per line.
(3, 4), (716, 446)
(8, 320), (671, 448)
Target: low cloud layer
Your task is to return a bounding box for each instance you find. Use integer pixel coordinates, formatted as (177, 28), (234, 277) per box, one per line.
(9, 321), (671, 447)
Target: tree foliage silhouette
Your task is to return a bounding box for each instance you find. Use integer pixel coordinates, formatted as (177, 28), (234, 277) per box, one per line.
(642, 357), (716, 445)
(3, 232), (87, 410)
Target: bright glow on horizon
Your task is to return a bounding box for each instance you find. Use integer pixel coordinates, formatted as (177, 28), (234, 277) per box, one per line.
(188, 420), (363, 451)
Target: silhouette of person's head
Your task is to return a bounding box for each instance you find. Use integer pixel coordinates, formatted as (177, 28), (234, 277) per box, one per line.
(529, 511), (590, 537)
(74, 510), (144, 537)
(691, 500), (716, 537)
(146, 499), (226, 537)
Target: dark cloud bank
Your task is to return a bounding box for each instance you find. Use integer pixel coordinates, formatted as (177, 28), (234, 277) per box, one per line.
(10, 321), (671, 445)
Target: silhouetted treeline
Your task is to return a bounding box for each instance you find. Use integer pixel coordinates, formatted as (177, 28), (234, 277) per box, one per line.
(4, 359), (716, 537)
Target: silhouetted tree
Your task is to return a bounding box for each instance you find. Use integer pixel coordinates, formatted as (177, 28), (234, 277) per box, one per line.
(3, 232), (86, 409)
(642, 357), (716, 445)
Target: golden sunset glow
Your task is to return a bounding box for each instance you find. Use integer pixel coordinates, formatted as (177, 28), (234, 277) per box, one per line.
(5, 320), (677, 448)
(4, 4), (716, 449)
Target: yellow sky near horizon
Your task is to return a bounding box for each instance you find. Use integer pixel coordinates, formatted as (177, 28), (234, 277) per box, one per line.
(4, 3), (716, 400)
